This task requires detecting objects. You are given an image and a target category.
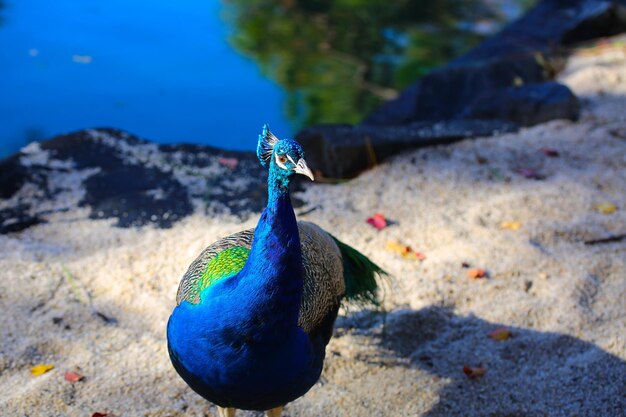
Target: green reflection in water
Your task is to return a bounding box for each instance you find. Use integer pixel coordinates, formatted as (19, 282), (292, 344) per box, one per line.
(223, 0), (532, 129)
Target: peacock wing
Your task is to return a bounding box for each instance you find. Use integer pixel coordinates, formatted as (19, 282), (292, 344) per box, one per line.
(175, 222), (345, 334)
(176, 229), (255, 305)
(297, 221), (345, 334)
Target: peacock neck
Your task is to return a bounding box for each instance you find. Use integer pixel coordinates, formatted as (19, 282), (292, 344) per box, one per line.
(267, 168), (291, 203)
(240, 176), (303, 326)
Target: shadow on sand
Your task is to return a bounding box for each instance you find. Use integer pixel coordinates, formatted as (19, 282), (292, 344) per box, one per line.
(335, 306), (626, 417)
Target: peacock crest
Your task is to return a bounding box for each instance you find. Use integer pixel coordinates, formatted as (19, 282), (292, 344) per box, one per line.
(256, 124), (280, 167)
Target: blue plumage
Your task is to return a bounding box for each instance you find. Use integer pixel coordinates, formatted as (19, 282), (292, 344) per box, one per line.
(167, 126), (383, 415)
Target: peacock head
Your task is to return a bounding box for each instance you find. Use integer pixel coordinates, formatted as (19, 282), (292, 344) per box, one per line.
(257, 124), (314, 182)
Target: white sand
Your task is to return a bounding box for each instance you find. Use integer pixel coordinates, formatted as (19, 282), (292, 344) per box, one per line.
(1, 44), (625, 416)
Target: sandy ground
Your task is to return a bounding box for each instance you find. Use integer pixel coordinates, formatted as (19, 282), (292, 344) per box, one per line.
(1, 45), (625, 416)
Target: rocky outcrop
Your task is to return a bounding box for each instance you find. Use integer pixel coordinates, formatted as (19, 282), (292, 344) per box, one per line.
(460, 82), (580, 126)
(301, 0), (626, 178)
(297, 120), (517, 179)
(0, 129), (271, 233)
(365, 0), (626, 127)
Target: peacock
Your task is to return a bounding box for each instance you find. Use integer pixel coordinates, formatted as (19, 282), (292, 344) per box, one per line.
(167, 125), (386, 417)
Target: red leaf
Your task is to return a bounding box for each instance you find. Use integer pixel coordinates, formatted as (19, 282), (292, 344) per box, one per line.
(64, 371), (83, 382)
(540, 147), (559, 157)
(412, 250), (427, 261)
(463, 365), (486, 380)
(92, 413), (108, 417)
(366, 213), (388, 230)
(467, 268), (487, 279)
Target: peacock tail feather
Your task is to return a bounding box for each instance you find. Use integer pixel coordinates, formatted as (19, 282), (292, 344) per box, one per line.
(330, 235), (387, 306)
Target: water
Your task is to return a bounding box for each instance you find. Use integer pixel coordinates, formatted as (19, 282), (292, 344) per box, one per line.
(0, 0), (291, 158)
(0, 0), (527, 159)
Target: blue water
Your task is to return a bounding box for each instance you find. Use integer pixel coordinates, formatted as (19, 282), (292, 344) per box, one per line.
(0, 0), (291, 158)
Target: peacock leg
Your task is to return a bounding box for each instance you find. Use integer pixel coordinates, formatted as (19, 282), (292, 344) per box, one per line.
(217, 406), (236, 417)
(266, 405), (283, 417)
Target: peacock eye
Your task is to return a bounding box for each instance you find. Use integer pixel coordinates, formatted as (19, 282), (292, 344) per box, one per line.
(277, 155), (287, 164)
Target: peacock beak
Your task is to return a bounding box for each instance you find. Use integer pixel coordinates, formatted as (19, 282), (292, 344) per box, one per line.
(294, 158), (314, 181)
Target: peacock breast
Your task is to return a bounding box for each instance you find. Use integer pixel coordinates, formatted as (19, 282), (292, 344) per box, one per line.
(167, 292), (322, 410)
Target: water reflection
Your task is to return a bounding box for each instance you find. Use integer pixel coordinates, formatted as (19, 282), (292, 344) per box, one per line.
(223, 0), (531, 128)
(0, 0), (292, 159)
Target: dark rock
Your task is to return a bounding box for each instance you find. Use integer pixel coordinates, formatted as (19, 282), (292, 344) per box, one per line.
(0, 154), (27, 199)
(297, 120), (518, 179)
(0, 148), (53, 233)
(0, 128), (272, 234)
(32, 129), (194, 228)
(364, 0), (626, 126)
(158, 142), (274, 216)
(39, 129), (194, 228)
(558, 1), (626, 44)
(0, 205), (44, 234)
(81, 164), (192, 228)
(364, 83), (422, 127)
(457, 0), (626, 63)
(411, 54), (548, 124)
(461, 82), (580, 126)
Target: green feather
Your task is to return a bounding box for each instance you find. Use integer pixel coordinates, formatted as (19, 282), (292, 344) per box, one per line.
(198, 246), (250, 297)
(330, 235), (387, 305)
